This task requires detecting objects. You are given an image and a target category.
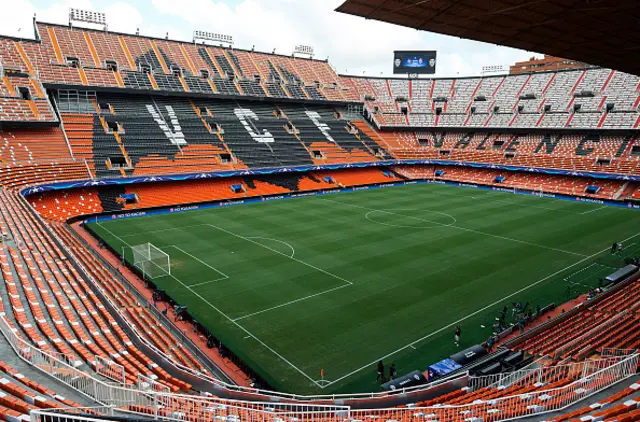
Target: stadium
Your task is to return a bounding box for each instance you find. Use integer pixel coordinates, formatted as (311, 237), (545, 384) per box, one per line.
(0, 0), (638, 421)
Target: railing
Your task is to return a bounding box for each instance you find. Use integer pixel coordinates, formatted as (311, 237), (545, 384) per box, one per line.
(468, 359), (587, 391)
(4, 194), (639, 415)
(349, 354), (638, 422)
(27, 189), (451, 402)
(7, 162), (640, 407)
(13, 171), (640, 403)
(51, 95), (75, 160)
(1, 310), (350, 419)
(27, 352), (639, 422)
(602, 347), (639, 357)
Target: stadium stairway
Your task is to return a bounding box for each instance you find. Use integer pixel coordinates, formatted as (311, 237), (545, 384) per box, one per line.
(49, 220), (208, 386)
(65, 222), (254, 388)
(0, 189), (194, 390)
(0, 186), (225, 392)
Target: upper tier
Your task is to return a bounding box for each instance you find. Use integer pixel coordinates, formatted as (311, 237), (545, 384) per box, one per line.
(0, 23), (356, 103)
(352, 70), (640, 130)
(1, 22), (640, 129)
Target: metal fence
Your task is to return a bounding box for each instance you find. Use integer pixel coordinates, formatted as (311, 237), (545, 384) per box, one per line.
(468, 359), (587, 391)
(6, 288), (636, 422)
(9, 193), (640, 409)
(602, 347), (639, 357)
(28, 353), (638, 422)
(350, 353), (638, 422)
(21, 194), (476, 404)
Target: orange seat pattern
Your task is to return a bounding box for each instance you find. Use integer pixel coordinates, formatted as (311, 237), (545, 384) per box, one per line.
(394, 165), (626, 200)
(0, 128), (72, 165)
(374, 131), (640, 175)
(313, 168), (400, 187)
(132, 144), (246, 176)
(0, 189), (193, 392)
(514, 281), (640, 358)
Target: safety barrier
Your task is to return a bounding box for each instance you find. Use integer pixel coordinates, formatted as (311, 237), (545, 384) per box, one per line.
(350, 354), (638, 422)
(468, 358), (593, 391)
(27, 352), (640, 422)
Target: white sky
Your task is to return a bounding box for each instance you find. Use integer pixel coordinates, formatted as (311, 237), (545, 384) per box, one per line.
(0, 0), (544, 77)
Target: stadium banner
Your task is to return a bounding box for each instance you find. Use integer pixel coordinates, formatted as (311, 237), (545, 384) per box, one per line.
(84, 178), (640, 225)
(21, 159), (640, 196)
(393, 51), (437, 75)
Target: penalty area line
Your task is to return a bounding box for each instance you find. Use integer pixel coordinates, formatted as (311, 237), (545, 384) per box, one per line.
(96, 224), (321, 386)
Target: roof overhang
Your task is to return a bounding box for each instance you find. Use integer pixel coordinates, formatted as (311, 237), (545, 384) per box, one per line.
(336, 0), (640, 76)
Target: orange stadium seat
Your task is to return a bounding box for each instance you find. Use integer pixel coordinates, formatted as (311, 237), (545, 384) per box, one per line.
(1, 16), (640, 422)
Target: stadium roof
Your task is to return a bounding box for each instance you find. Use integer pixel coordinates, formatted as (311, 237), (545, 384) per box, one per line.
(336, 0), (640, 76)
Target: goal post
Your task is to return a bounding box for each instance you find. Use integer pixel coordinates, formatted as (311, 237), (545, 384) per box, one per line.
(131, 243), (171, 279)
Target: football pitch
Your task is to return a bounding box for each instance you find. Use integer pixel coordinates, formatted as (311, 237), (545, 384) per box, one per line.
(89, 183), (640, 394)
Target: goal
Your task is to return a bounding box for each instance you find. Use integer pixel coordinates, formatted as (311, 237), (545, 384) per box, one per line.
(131, 243), (171, 279)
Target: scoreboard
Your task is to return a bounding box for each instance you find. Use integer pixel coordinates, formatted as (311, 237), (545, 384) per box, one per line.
(393, 51), (437, 75)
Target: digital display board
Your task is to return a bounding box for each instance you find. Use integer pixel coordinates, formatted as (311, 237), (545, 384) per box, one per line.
(393, 51), (437, 75)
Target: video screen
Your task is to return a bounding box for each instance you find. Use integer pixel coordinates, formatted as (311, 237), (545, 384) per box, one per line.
(393, 51), (437, 74)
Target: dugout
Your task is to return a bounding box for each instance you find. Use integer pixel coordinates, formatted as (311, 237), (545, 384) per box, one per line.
(450, 344), (487, 366)
(382, 370), (427, 391)
(604, 264), (638, 286)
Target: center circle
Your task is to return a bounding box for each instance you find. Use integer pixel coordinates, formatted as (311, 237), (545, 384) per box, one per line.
(365, 209), (457, 229)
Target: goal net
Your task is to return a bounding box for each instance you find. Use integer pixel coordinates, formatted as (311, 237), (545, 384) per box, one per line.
(131, 243), (171, 279)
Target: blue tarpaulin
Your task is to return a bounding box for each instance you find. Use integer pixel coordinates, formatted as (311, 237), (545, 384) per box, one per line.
(427, 358), (461, 380)
(230, 184), (244, 193)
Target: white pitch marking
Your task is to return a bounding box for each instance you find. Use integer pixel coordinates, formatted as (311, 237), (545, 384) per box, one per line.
(205, 224), (353, 286)
(163, 245), (230, 285)
(115, 223), (355, 319)
(118, 224), (207, 238)
(205, 224), (355, 321)
(246, 237), (296, 258)
(187, 279), (227, 288)
(232, 283), (351, 322)
(319, 198), (588, 258)
(98, 223), (323, 387)
(97, 222), (132, 246)
(318, 230), (640, 388)
(364, 208), (456, 229)
(581, 205), (608, 215)
(472, 195), (582, 214)
(170, 273), (323, 387)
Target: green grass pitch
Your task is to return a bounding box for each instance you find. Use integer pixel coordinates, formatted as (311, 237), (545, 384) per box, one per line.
(88, 183), (640, 395)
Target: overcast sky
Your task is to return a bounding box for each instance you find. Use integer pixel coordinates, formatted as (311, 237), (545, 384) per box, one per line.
(0, 0), (544, 77)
